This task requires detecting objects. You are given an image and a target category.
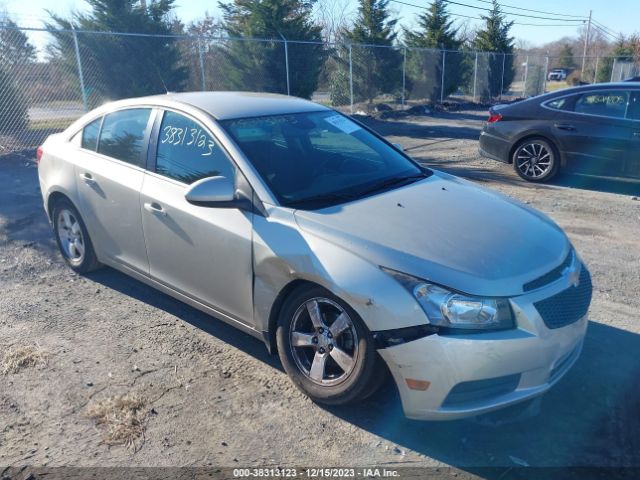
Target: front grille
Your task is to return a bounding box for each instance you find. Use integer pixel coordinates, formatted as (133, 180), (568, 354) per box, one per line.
(523, 251), (573, 292)
(442, 374), (521, 407)
(534, 268), (592, 329)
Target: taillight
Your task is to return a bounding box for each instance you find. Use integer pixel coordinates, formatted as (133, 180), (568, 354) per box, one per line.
(487, 113), (503, 123)
(36, 146), (43, 165)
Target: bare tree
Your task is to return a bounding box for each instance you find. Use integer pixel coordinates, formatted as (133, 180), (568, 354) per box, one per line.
(313, 0), (353, 43)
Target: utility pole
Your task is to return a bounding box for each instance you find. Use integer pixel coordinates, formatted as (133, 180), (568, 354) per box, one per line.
(581, 10), (592, 79)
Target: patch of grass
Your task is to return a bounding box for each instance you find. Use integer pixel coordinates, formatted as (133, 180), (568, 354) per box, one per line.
(545, 81), (570, 92)
(28, 118), (74, 132)
(1, 344), (49, 375)
(86, 394), (146, 449)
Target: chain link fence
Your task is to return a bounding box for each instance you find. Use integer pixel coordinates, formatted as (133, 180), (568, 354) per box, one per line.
(0, 24), (633, 155)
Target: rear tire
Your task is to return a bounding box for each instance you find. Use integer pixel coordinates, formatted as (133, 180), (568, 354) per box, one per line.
(276, 285), (384, 406)
(512, 137), (559, 183)
(52, 198), (101, 273)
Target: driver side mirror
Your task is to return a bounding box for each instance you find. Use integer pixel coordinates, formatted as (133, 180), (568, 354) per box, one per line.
(185, 176), (241, 208)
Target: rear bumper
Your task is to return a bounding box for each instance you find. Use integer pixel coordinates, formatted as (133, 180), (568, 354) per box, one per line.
(479, 131), (511, 164)
(377, 269), (590, 421)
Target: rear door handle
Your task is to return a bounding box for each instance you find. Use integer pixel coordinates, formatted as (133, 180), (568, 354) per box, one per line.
(144, 202), (167, 216)
(554, 123), (576, 131)
(79, 172), (96, 184)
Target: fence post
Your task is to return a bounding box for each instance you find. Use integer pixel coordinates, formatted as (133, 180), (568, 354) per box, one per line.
(277, 33), (290, 96)
(402, 47), (406, 108)
(593, 55), (599, 83)
(610, 58), (616, 82)
(500, 53), (506, 101)
(349, 45), (354, 115)
(440, 50), (446, 103)
(71, 26), (88, 112)
(523, 55), (529, 97)
(472, 51), (478, 103)
(543, 56), (549, 94)
(283, 39), (290, 96)
(197, 37), (206, 91)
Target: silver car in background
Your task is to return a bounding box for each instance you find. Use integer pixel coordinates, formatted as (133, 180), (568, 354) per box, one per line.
(37, 92), (591, 420)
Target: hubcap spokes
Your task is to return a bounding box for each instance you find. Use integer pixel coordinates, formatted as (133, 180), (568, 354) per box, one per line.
(57, 209), (85, 262)
(290, 298), (359, 386)
(517, 143), (552, 178)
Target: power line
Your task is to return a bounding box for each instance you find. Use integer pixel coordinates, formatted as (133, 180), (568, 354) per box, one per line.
(389, 0), (585, 27)
(591, 19), (620, 38)
(460, 0), (589, 19)
(591, 22), (621, 41)
(441, 0), (586, 22)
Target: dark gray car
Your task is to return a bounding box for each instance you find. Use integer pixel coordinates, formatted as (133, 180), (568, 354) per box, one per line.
(479, 82), (640, 182)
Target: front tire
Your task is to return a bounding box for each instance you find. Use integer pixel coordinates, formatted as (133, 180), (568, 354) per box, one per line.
(512, 137), (559, 182)
(52, 198), (101, 273)
(276, 286), (384, 406)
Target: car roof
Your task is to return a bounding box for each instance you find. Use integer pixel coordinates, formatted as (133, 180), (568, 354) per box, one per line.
(131, 91), (330, 120)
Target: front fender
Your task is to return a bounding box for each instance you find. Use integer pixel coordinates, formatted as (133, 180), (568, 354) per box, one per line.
(252, 206), (427, 339)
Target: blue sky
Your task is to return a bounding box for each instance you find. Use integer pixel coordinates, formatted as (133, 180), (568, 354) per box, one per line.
(2, 0), (637, 49)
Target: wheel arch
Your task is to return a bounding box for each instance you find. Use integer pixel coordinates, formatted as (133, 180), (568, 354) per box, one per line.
(266, 279), (324, 354)
(46, 190), (76, 221)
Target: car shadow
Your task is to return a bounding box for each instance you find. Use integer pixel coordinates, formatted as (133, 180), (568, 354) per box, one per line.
(320, 320), (640, 473)
(80, 264), (640, 474)
(418, 157), (640, 197)
(550, 173), (640, 196)
(360, 117), (482, 141)
(84, 267), (283, 372)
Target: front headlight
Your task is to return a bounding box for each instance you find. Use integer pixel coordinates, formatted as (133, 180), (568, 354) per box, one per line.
(382, 268), (514, 331)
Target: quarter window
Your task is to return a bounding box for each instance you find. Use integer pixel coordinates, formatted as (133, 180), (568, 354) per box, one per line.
(97, 108), (151, 167)
(155, 111), (235, 184)
(574, 91), (629, 119)
(81, 117), (101, 151)
(545, 98), (571, 110)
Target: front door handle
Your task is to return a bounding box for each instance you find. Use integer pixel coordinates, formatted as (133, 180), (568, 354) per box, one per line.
(144, 202), (167, 216)
(79, 172), (97, 184)
(554, 123), (576, 131)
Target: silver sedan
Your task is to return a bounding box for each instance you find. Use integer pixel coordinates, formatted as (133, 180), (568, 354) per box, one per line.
(37, 92), (591, 420)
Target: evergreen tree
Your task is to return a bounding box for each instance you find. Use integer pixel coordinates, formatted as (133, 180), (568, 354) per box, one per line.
(556, 43), (576, 69)
(0, 18), (35, 133)
(330, 0), (402, 106)
(47, 0), (187, 102)
(473, 0), (514, 98)
(597, 38), (634, 83)
(403, 0), (464, 102)
(219, 0), (325, 99)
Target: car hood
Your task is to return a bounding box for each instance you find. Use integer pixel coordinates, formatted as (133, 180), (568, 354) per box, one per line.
(293, 171), (570, 297)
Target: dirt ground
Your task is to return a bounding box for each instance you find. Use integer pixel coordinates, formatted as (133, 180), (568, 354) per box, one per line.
(0, 111), (639, 474)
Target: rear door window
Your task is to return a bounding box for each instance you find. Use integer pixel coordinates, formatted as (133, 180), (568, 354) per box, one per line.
(155, 110), (235, 184)
(574, 91), (629, 119)
(97, 108), (151, 167)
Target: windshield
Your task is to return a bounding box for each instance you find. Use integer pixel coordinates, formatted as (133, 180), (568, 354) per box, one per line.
(220, 111), (428, 209)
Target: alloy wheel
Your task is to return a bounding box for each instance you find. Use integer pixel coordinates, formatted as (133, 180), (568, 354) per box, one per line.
(56, 208), (85, 264)
(289, 297), (359, 386)
(516, 142), (553, 179)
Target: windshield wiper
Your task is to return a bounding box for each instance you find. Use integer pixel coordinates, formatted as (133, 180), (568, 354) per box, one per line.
(356, 171), (431, 197)
(285, 192), (355, 209)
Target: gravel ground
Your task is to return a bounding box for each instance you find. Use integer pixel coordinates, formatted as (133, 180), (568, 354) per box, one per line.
(0, 111), (639, 473)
